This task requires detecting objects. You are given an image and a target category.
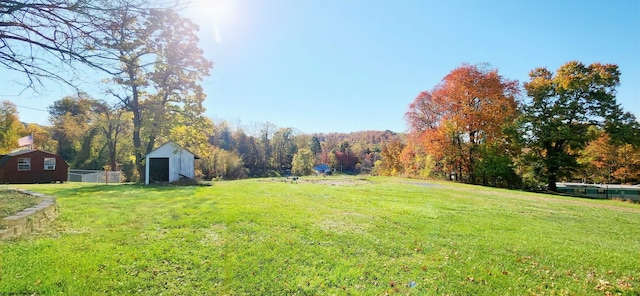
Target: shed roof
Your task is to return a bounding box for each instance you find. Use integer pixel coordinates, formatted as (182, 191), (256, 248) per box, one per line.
(313, 164), (330, 171)
(145, 142), (201, 159)
(0, 150), (65, 169)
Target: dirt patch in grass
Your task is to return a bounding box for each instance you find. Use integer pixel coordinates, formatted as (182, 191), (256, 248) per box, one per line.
(0, 190), (44, 219)
(263, 176), (373, 186)
(406, 181), (443, 188)
(317, 212), (369, 234)
(303, 177), (373, 186)
(200, 224), (227, 246)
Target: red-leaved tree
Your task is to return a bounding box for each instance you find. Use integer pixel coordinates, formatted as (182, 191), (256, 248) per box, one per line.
(405, 64), (520, 183)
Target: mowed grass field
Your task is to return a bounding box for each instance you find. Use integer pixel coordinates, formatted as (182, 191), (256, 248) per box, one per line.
(1, 176), (639, 295)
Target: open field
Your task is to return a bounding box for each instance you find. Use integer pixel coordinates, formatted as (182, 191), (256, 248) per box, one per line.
(1, 176), (639, 295)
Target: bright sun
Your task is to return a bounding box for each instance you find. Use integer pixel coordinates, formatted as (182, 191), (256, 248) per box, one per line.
(185, 0), (237, 43)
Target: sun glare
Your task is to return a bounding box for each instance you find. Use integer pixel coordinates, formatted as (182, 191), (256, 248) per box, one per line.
(185, 0), (237, 43)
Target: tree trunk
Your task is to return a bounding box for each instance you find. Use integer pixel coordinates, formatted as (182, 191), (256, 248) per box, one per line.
(108, 141), (117, 171)
(133, 118), (143, 182)
(545, 141), (562, 192)
(547, 173), (558, 192)
(131, 82), (144, 182)
(468, 132), (477, 184)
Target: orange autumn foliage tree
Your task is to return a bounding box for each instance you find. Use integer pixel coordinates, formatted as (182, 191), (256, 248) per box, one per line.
(578, 132), (616, 183)
(377, 140), (405, 176)
(579, 132), (640, 184)
(400, 139), (435, 178)
(612, 144), (640, 184)
(405, 64), (519, 183)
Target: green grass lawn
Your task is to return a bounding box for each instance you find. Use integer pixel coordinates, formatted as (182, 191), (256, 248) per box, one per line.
(1, 176), (638, 295)
(0, 190), (42, 219)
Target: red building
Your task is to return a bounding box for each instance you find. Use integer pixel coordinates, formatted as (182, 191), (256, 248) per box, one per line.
(0, 150), (68, 184)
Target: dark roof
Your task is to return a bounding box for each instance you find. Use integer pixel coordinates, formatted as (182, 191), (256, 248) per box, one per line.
(3, 150), (61, 157)
(3, 149), (34, 157)
(0, 149), (33, 169)
(0, 150), (65, 169)
(313, 164), (330, 171)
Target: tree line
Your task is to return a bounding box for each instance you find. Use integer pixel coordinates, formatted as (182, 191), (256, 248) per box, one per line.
(1, 2), (638, 189)
(386, 62), (640, 190)
(0, 99), (401, 182)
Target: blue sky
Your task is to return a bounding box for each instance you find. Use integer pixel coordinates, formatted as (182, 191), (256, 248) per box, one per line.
(3, 0), (639, 134)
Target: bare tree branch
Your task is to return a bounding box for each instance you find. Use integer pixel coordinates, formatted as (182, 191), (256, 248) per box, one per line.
(0, 0), (180, 92)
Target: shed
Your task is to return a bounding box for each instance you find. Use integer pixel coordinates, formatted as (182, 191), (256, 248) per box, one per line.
(144, 142), (200, 185)
(0, 150), (69, 184)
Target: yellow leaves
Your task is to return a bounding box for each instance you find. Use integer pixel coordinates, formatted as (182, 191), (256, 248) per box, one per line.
(528, 67), (553, 80)
(378, 140), (405, 177)
(552, 61), (621, 96)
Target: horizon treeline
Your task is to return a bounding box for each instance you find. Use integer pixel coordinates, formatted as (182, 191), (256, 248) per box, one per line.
(1, 61), (639, 189)
(0, 103), (403, 181)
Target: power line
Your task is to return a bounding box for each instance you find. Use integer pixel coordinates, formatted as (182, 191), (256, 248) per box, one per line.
(14, 105), (48, 112)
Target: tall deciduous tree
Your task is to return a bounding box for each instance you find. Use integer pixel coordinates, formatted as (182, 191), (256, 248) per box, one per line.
(292, 148), (314, 176)
(378, 140), (405, 176)
(405, 64), (519, 183)
(270, 127), (297, 172)
(578, 131), (615, 184)
(48, 94), (97, 162)
(0, 101), (26, 153)
(519, 61), (624, 191)
(309, 136), (322, 156)
(579, 132), (640, 184)
(210, 121), (235, 150)
(25, 123), (56, 153)
(49, 95), (131, 171)
(612, 144), (640, 184)
(328, 140), (357, 173)
(257, 122), (275, 174)
(232, 128), (261, 176)
(99, 3), (212, 180)
(473, 143), (520, 187)
(93, 102), (132, 171)
(400, 140), (435, 179)
(142, 8), (211, 152)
